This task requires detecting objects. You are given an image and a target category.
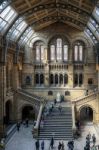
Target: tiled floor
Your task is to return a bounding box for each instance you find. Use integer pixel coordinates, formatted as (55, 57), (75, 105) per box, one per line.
(5, 124), (99, 150)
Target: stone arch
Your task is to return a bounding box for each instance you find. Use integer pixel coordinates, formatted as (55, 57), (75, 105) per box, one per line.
(30, 36), (47, 47)
(72, 35), (93, 49)
(5, 100), (12, 124)
(78, 104), (95, 123)
(19, 103), (37, 121)
(47, 33), (71, 46)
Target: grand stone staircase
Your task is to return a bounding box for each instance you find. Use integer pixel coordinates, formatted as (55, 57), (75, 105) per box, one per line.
(39, 103), (73, 140)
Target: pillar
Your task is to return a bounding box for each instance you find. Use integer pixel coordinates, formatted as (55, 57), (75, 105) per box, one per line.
(0, 64), (6, 137)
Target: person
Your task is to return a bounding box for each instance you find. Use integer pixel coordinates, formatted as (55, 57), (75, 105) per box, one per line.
(67, 140), (74, 150)
(61, 141), (65, 150)
(54, 99), (56, 105)
(41, 140), (44, 150)
(40, 120), (44, 129)
(92, 134), (96, 145)
(50, 137), (54, 149)
(26, 118), (29, 127)
(58, 105), (62, 114)
(17, 121), (20, 132)
(35, 139), (39, 150)
(91, 145), (97, 150)
(58, 142), (62, 150)
(76, 120), (80, 130)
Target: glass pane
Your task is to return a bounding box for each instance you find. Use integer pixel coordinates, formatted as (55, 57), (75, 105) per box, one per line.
(64, 45), (68, 61)
(50, 45), (55, 61)
(5, 9), (14, 21)
(57, 38), (62, 47)
(36, 46), (40, 61)
(41, 45), (44, 60)
(1, 5), (11, 18)
(74, 45), (78, 61)
(79, 45), (83, 61)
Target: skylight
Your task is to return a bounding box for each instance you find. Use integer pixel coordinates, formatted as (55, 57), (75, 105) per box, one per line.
(19, 27), (35, 46)
(0, 5), (17, 33)
(7, 17), (28, 41)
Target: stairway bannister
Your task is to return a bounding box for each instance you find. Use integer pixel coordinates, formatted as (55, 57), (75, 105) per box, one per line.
(72, 91), (98, 106)
(33, 104), (44, 138)
(72, 103), (76, 135)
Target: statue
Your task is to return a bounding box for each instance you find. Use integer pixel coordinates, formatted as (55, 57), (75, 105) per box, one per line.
(56, 92), (61, 102)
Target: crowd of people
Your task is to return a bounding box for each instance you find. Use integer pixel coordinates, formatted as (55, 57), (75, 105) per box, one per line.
(35, 137), (74, 150)
(84, 133), (98, 150)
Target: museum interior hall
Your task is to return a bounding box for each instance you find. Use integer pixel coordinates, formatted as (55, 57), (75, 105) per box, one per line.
(0, 0), (99, 149)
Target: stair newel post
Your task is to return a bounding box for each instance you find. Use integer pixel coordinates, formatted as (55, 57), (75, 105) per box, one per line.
(72, 103), (76, 135)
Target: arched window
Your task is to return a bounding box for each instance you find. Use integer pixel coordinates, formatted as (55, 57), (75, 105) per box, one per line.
(26, 76), (31, 85)
(35, 74), (39, 84)
(49, 37), (69, 61)
(79, 73), (83, 85)
(55, 74), (58, 84)
(64, 74), (68, 84)
(57, 38), (62, 61)
(50, 45), (55, 61)
(59, 74), (63, 84)
(64, 45), (68, 61)
(50, 74), (54, 84)
(74, 42), (84, 62)
(40, 74), (44, 84)
(35, 41), (45, 62)
(74, 74), (78, 85)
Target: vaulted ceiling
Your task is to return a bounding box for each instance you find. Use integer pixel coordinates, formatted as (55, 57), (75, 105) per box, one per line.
(11, 0), (97, 31)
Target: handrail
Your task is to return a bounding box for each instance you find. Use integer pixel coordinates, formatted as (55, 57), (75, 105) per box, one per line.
(72, 91), (99, 106)
(17, 88), (48, 104)
(33, 104), (44, 138)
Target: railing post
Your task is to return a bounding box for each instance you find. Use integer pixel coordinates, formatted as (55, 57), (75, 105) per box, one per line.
(72, 103), (76, 135)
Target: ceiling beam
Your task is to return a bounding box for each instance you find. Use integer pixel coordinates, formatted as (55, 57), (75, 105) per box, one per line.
(19, 2), (91, 17)
(25, 0), (31, 8)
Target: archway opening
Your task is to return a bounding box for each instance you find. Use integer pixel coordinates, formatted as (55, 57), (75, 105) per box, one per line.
(5, 100), (12, 125)
(22, 106), (35, 121)
(80, 106), (93, 123)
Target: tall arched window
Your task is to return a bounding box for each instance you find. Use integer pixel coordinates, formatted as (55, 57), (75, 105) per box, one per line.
(57, 38), (62, 61)
(50, 45), (55, 61)
(50, 74), (54, 84)
(55, 74), (58, 84)
(74, 42), (84, 62)
(35, 41), (45, 62)
(79, 74), (83, 85)
(49, 37), (69, 61)
(64, 74), (68, 84)
(74, 74), (78, 85)
(59, 74), (63, 84)
(40, 74), (44, 84)
(35, 74), (39, 84)
(64, 45), (68, 61)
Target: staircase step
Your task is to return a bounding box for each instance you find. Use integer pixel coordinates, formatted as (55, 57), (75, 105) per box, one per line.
(39, 104), (73, 140)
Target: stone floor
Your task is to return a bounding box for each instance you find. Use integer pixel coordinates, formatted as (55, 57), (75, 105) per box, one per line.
(5, 124), (99, 150)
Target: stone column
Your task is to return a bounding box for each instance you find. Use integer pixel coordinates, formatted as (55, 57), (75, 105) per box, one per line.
(0, 64), (6, 137)
(13, 64), (19, 89)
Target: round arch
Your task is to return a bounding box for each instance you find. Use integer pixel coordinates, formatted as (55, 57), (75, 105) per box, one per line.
(47, 33), (71, 46)
(5, 100), (12, 124)
(79, 105), (95, 123)
(30, 36), (47, 47)
(21, 104), (36, 121)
